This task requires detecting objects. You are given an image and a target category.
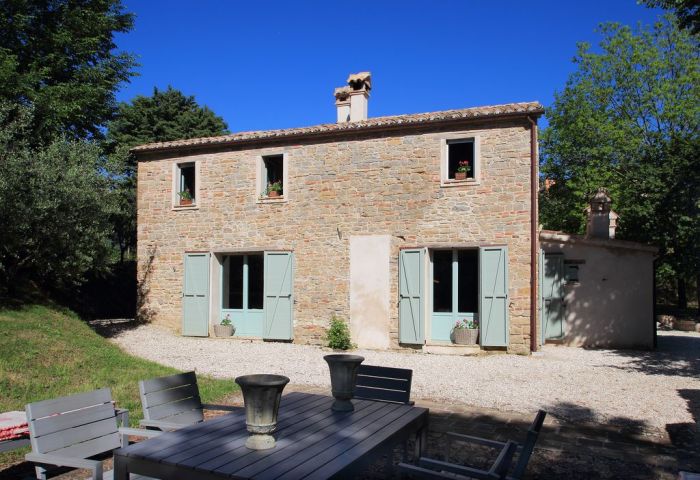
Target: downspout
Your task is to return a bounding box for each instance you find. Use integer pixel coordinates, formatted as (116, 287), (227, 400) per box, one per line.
(527, 115), (538, 353)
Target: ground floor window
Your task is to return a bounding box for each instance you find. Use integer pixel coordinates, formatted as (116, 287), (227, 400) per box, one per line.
(431, 249), (479, 342)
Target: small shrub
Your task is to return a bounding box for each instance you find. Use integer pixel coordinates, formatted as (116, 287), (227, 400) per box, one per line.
(327, 316), (353, 350)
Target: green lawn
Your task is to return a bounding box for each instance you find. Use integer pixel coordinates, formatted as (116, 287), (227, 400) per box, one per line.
(0, 305), (237, 466)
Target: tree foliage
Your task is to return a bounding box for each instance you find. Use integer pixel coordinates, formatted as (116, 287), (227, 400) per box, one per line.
(0, 0), (136, 142)
(104, 86), (229, 261)
(0, 103), (115, 297)
(540, 16), (700, 303)
(641, 0), (700, 35)
(106, 86), (229, 167)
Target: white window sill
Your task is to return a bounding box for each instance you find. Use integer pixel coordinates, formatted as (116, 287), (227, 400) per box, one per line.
(440, 178), (480, 188)
(257, 196), (287, 204)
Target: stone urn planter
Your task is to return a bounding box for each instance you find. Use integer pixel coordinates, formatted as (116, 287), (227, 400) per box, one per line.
(235, 374), (290, 450)
(323, 354), (364, 412)
(453, 328), (479, 345)
(213, 324), (234, 337)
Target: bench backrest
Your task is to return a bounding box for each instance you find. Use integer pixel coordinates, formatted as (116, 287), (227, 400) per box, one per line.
(512, 409), (547, 478)
(25, 387), (121, 458)
(354, 364), (413, 404)
(139, 371), (205, 426)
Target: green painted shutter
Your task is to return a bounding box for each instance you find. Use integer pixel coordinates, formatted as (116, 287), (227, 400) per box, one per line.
(263, 251), (293, 340)
(542, 253), (565, 339)
(479, 246), (508, 347)
(399, 249), (424, 344)
(183, 253), (210, 337)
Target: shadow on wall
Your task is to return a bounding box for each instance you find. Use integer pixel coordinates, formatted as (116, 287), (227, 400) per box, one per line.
(136, 245), (157, 324)
(544, 240), (653, 349)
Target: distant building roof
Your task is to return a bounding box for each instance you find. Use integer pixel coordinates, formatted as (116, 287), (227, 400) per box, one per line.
(539, 230), (657, 254)
(132, 101), (544, 155)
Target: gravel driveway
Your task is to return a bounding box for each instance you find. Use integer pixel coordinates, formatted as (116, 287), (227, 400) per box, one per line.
(111, 326), (699, 430)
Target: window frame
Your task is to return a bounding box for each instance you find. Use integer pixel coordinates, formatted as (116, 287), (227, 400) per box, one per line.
(256, 152), (288, 203)
(172, 161), (200, 210)
(440, 134), (481, 187)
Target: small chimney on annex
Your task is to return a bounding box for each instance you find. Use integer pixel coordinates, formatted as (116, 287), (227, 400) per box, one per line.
(334, 71), (371, 123)
(586, 188), (618, 239)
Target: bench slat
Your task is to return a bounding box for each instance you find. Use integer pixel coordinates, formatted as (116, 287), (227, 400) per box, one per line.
(141, 384), (199, 409)
(35, 417), (118, 454)
(30, 403), (115, 437)
(26, 388), (112, 420)
(139, 372), (197, 395)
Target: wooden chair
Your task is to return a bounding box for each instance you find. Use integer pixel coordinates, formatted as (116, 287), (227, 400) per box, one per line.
(24, 387), (161, 480)
(354, 364), (414, 405)
(138, 371), (240, 431)
(398, 410), (547, 480)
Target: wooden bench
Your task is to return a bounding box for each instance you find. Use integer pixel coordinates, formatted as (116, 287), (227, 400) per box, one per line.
(355, 364), (414, 405)
(138, 371), (240, 431)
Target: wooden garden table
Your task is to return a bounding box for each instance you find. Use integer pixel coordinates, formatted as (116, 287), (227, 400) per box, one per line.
(113, 391), (428, 479)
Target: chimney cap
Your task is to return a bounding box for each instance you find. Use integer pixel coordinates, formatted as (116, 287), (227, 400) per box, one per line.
(347, 71), (371, 91)
(334, 86), (351, 101)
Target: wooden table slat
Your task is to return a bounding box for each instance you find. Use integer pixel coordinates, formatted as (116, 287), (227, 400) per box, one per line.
(266, 405), (423, 480)
(171, 395), (334, 469)
(303, 407), (427, 480)
(126, 391), (309, 460)
(215, 400), (391, 476)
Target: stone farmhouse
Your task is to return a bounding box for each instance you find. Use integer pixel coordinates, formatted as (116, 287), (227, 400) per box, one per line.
(133, 72), (547, 355)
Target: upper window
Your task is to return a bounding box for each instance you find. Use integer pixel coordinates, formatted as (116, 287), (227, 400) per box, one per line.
(260, 154), (285, 199)
(176, 162), (196, 207)
(441, 136), (480, 186)
(447, 140), (474, 180)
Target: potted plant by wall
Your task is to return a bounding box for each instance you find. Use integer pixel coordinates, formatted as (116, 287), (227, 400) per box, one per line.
(452, 318), (479, 345)
(214, 314), (234, 337)
(455, 161), (471, 180)
(178, 188), (193, 206)
(266, 181), (283, 198)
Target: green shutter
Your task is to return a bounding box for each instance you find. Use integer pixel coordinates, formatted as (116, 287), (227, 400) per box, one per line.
(263, 251), (293, 340)
(542, 253), (565, 339)
(479, 246), (508, 347)
(183, 253), (210, 337)
(399, 249), (424, 344)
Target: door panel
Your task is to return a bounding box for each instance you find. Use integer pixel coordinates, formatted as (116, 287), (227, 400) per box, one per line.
(479, 246), (508, 347)
(399, 249), (424, 344)
(263, 252), (293, 340)
(543, 253), (565, 339)
(183, 253), (210, 337)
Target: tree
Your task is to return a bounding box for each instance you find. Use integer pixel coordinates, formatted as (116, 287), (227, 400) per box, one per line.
(641, 0), (700, 35)
(540, 16), (700, 308)
(0, 103), (115, 298)
(105, 86), (229, 261)
(0, 0), (136, 142)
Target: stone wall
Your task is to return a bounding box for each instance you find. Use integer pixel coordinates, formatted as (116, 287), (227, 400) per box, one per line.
(137, 119), (535, 353)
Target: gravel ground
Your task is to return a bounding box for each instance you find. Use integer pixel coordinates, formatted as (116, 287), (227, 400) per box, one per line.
(110, 326), (700, 430)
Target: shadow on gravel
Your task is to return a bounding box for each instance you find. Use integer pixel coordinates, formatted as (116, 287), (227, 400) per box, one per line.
(666, 388), (700, 451)
(88, 318), (142, 338)
(604, 333), (700, 378)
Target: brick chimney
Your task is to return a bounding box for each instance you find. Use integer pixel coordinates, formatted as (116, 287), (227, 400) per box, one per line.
(335, 72), (371, 123)
(586, 188), (618, 239)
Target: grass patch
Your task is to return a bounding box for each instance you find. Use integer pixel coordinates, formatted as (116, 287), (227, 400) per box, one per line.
(0, 305), (237, 466)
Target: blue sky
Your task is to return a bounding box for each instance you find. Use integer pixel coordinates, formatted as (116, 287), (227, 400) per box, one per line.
(115, 1), (664, 132)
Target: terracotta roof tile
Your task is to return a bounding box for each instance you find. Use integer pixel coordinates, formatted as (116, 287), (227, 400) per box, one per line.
(132, 101), (544, 154)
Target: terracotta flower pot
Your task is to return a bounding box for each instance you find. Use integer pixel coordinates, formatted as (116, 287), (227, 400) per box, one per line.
(452, 328), (479, 345)
(268, 190), (281, 198)
(323, 354), (364, 411)
(455, 172), (467, 181)
(235, 374), (290, 450)
(179, 198), (193, 206)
